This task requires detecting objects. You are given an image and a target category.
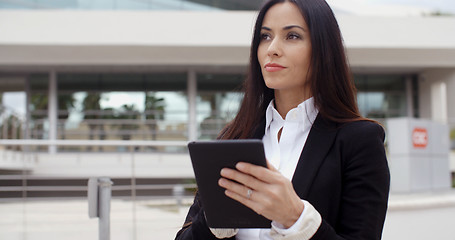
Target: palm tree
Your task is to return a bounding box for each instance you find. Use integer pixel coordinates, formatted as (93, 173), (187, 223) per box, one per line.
(199, 93), (226, 139)
(0, 114), (22, 150)
(57, 94), (75, 140)
(29, 93), (75, 140)
(116, 104), (140, 141)
(30, 94), (48, 139)
(82, 93), (103, 151)
(82, 93), (102, 140)
(144, 92), (165, 140)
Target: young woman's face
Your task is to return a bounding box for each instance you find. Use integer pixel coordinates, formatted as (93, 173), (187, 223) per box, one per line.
(257, 2), (312, 97)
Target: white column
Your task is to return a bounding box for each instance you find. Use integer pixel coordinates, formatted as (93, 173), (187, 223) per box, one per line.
(48, 71), (58, 154)
(431, 81), (448, 124)
(187, 70), (197, 141)
(418, 69), (454, 121)
(405, 76), (414, 118)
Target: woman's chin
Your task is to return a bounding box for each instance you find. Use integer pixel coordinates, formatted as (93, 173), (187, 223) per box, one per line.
(264, 80), (282, 90)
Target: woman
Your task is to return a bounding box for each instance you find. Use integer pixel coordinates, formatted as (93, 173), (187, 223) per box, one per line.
(176, 0), (390, 239)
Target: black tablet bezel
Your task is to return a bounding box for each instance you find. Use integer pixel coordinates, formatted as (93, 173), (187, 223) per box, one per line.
(188, 139), (272, 228)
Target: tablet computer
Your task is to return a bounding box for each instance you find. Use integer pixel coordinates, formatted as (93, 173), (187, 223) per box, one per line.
(188, 139), (271, 228)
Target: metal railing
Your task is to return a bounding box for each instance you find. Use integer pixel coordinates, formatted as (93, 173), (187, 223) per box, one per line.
(0, 139), (197, 240)
(0, 139), (196, 203)
(0, 107), (232, 146)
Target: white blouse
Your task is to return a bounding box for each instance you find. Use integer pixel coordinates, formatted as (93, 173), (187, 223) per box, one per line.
(236, 97), (321, 240)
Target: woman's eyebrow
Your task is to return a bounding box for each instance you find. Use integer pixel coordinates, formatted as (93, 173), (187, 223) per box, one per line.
(261, 25), (306, 32)
(283, 25), (306, 32)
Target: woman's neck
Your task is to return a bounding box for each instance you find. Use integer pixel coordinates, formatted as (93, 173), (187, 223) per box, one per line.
(274, 89), (311, 119)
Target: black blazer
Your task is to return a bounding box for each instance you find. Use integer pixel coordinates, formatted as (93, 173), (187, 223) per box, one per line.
(176, 115), (390, 240)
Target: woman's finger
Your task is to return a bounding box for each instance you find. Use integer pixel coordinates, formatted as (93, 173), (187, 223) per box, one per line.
(235, 162), (281, 184)
(220, 167), (263, 190)
(219, 177), (256, 204)
(224, 189), (269, 217)
(218, 177), (252, 198)
(224, 189), (253, 207)
(220, 168), (304, 225)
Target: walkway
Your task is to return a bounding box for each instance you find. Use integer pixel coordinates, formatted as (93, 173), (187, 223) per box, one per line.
(1, 191), (455, 240)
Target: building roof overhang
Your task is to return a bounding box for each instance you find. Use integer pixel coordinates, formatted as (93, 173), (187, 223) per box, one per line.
(0, 11), (454, 73)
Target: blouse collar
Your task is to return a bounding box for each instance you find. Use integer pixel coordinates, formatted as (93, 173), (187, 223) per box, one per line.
(265, 97), (318, 132)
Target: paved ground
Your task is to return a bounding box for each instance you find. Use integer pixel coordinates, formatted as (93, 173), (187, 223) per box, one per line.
(1, 192), (455, 240)
(0, 198), (191, 240)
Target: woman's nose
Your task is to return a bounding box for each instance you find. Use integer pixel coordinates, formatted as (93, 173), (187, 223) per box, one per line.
(267, 38), (282, 57)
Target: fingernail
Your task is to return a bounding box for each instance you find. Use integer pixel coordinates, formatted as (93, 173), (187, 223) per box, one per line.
(220, 168), (231, 176)
(218, 178), (225, 186)
(236, 162), (245, 170)
(225, 190), (231, 197)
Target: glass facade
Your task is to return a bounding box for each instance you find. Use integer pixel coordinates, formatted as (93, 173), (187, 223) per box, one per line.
(0, 0), (263, 10)
(354, 75), (411, 120)
(19, 73), (189, 152)
(196, 73), (243, 139)
(21, 72), (247, 146)
(0, 71), (417, 148)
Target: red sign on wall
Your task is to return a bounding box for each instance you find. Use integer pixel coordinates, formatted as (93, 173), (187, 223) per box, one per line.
(412, 128), (428, 148)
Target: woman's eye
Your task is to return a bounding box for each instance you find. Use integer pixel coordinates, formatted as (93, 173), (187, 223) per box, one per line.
(287, 33), (301, 40)
(260, 33), (271, 41)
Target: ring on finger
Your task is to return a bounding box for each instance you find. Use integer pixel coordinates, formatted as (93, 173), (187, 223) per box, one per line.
(246, 188), (253, 199)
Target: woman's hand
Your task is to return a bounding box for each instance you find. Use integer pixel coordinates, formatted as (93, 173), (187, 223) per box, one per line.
(218, 162), (304, 228)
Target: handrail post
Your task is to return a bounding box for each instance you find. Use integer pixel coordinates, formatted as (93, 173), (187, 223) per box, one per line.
(173, 184), (185, 208)
(88, 177), (113, 240)
(99, 177), (113, 240)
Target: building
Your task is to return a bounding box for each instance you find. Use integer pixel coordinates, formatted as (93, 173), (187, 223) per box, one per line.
(0, 0), (454, 178)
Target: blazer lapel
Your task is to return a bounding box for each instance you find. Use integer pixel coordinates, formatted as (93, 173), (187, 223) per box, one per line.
(250, 115), (338, 198)
(291, 114), (338, 199)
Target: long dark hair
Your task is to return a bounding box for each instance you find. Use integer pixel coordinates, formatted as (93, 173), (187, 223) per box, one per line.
(220, 0), (363, 139)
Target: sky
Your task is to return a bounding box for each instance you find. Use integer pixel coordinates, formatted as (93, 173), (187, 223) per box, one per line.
(326, 0), (455, 16)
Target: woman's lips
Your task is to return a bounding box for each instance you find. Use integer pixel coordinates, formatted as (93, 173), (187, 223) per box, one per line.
(264, 63), (286, 72)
